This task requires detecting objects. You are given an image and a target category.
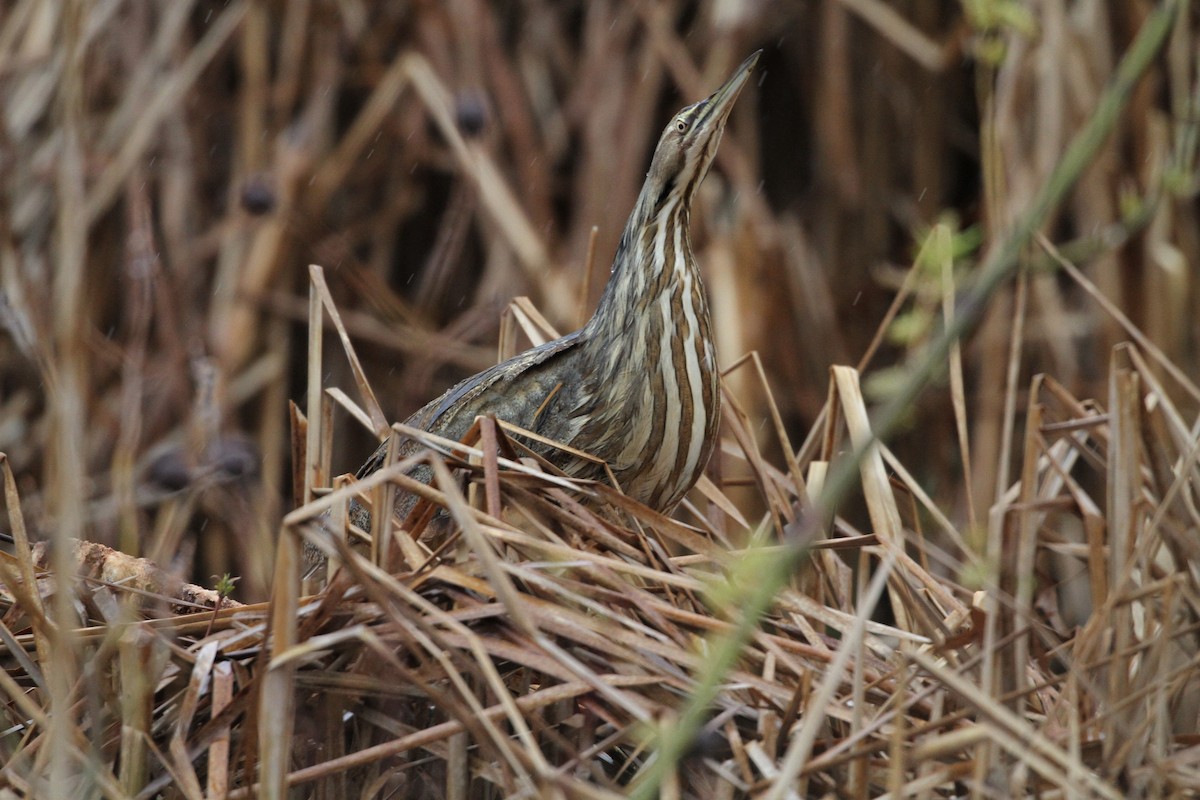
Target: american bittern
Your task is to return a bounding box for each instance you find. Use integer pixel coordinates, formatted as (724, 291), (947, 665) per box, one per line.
(351, 52), (760, 530)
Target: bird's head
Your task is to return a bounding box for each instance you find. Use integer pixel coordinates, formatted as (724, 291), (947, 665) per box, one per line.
(641, 51), (760, 214)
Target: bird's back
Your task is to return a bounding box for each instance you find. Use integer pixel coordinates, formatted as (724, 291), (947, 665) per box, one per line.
(355, 332), (585, 478)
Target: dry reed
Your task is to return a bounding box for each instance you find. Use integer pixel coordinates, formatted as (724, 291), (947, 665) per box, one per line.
(1, 1), (1199, 798)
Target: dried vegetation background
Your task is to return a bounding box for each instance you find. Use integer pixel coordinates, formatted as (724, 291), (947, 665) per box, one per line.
(1, 0), (1200, 798)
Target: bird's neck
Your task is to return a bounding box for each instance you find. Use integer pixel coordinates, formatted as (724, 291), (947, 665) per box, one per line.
(582, 196), (699, 342)
(568, 192), (721, 512)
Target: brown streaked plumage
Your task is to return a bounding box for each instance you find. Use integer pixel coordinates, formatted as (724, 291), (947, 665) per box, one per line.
(351, 52), (760, 530)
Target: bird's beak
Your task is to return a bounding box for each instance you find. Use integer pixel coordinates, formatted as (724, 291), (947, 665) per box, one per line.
(696, 50), (761, 133)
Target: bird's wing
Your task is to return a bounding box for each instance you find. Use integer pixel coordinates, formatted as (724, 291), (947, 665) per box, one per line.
(420, 330), (583, 427)
(355, 331), (583, 478)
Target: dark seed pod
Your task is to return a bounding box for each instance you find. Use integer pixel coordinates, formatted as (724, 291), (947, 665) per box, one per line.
(240, 177), (277, 215)
(146, 448), (192, 492)
(454, 91), (489, 138)
(208, 436), (261, 483)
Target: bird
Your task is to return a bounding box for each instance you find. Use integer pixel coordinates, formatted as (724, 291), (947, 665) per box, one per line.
(349, 52), (760, 533)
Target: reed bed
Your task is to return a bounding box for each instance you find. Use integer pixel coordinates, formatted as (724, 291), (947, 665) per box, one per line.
(1, 1), (1199, 798)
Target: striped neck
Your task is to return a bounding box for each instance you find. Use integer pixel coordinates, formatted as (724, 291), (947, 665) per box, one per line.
(572, 189), (719, 511)
(541, 53), (756, 509)
(583, 193), (696, 343)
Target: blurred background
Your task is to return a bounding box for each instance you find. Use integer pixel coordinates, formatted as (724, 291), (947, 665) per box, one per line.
(0, 1), (1196, 598)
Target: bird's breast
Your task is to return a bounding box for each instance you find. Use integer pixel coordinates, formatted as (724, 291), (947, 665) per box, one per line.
(566, 270), (721, 511)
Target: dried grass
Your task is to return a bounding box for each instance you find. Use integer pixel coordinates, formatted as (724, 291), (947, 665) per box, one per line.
(2, 1), (1200, 798)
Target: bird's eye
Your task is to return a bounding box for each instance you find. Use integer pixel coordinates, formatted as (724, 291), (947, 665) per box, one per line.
(675, 119), (689, 134)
